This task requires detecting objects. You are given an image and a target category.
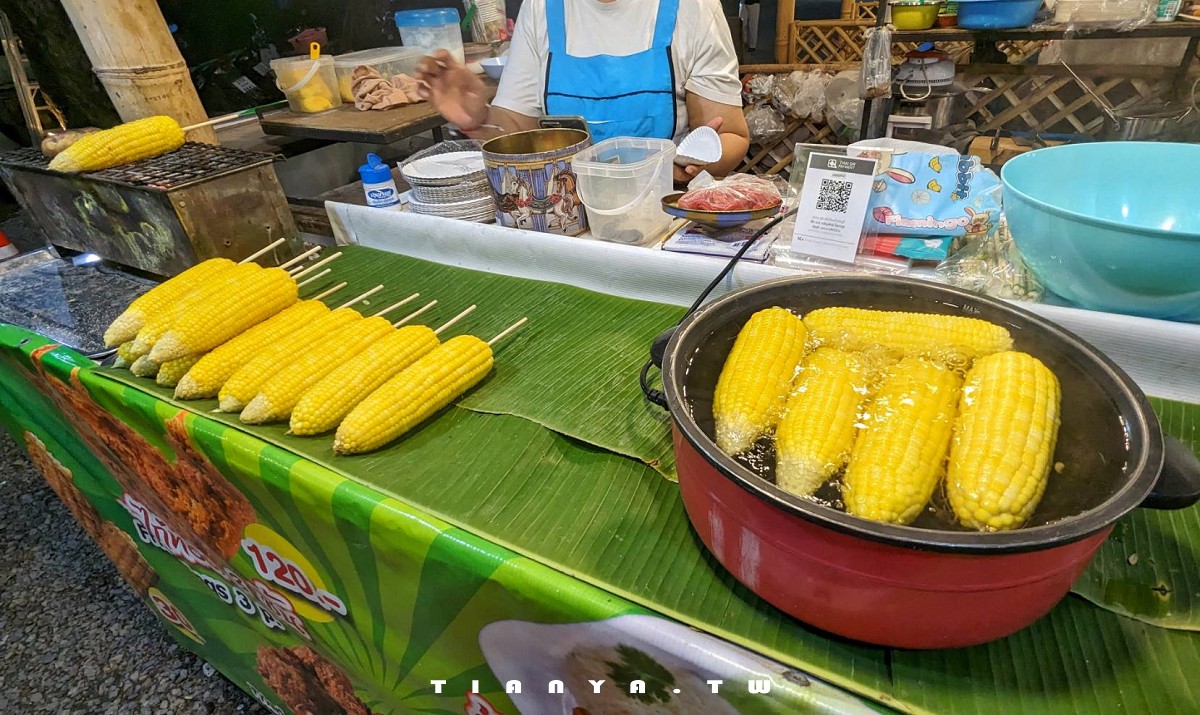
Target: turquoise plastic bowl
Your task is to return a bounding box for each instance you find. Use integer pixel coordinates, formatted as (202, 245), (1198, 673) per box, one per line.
(1002, 142), (1200, 322)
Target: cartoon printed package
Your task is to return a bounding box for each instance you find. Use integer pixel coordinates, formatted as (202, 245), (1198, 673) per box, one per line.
(852, 139), (1002, 241)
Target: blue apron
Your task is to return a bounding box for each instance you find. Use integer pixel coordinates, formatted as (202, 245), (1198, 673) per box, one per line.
(543, 0), (679, 142)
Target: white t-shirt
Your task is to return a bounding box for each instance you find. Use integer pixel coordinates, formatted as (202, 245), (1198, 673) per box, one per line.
(492, 0), (743, 141)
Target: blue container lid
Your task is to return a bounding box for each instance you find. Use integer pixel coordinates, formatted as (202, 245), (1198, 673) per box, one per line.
(358, 154), (393, 184)
(394, 8), (460, 27)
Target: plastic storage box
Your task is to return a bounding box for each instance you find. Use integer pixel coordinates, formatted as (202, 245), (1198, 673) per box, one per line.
(333, 47), (423, 101)
(574, 137), (676, 246)
(954, 0), (1041, 28)
(271, 55), (341, 113)
(1053, 0), (1155, 24)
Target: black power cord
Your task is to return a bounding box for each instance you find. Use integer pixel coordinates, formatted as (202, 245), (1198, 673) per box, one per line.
(640, 206), (799, 408)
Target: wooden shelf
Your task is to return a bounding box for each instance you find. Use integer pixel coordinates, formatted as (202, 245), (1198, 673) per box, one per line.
(892, 19), (1200, 43)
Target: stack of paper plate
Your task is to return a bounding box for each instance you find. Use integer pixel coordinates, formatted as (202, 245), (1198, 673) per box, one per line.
(400, 151), (494, 222)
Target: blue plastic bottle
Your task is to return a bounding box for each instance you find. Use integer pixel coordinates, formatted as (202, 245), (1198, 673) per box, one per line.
(359, 153), (401, 210)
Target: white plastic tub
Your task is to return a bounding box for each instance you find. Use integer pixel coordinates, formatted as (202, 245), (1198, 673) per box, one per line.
(573, 137), (676, 246)
(271, 55), (341, 113)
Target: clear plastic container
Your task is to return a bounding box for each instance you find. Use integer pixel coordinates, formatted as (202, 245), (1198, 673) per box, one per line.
(395, 8), (465, 65)
(574, 137), (677, 246)
(333, 47), (423, 101)
(270, 55), (341, 114)
(1052, 0), (1155, 24)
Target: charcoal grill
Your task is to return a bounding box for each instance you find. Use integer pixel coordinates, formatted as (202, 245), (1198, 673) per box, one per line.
(0, 142), (299, 276)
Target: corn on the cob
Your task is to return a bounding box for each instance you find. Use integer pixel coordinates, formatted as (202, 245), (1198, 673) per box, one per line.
(175, 299), (331, 400)
(150, 267), (298, 363)
(240, 317), (396, 424)
(843, 356), (962, 525)
(49, 116), (186, 174)
(104, 258), (235, 347)
(775, 348), (870, 498)
(712, 307), (808, 456)
(116, 341), (139, 365)
(335, 335), (494, 454)
(947, 351), (1061, 531)
(130, 355), (160, 378)
(804, 307), (1013, 368)
(217, 307), (364, 413)
(290, 325), (441, 435)
(156, 354), (204, 388)
(112, 355), (130, 369)
(127, 263), (266, 359)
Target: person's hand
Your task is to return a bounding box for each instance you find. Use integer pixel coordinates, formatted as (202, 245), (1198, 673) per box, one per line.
(673, 116), (725, 184)
(414, 50), (488, 130)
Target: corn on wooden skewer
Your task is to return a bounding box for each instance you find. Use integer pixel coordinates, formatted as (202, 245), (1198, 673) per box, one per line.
(240, 237), (288, 265)
(946, 351), (1061, 531)
(103, 258), (236, 347)
(804, 307), (1013, 368)
(278, 245), (322, 271)
(175, 284), (348, 400)
(49, 116), (185, 173)
(289, 301), (449, 436)
(150, 266), (299, 363)
(712, 307), (808, 456)
(334, 318), (528, 454)
(297, 268), (332, 288)
(290, 252), (342, 279)
(775, 348), (871, 498)
(130, 355), (160, 378)
(215, 287), (384, 411)
(156, 354), (204, 387)
(843, 356), (963, 525)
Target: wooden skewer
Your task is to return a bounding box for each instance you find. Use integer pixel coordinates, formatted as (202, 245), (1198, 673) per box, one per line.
(279, 245), (322, 271)
(488, 317), (528, 346)
(434, 305), (476, 335)
(393, 300), (438, 327)
(309, 281), (348, 301)
(296, 268), (331, 288)
(240, 237), (288, 264)
(371, 293), (420, 318)
(291, 251), (342, 279)
(336, 285), (384, 310)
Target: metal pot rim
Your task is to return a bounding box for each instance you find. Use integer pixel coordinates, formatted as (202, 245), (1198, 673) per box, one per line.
(661, 274), (1166, 554)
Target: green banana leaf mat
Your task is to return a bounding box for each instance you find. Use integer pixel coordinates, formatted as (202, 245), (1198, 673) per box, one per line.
(100, 245), (1200, 714)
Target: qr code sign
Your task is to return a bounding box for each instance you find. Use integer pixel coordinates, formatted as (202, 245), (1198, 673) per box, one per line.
(815, 178), (852, 213)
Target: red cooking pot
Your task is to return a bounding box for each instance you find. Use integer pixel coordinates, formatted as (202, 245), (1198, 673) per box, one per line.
(646, 275), (1200, 649)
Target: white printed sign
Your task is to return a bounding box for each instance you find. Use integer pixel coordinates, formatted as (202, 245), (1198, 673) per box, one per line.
(790, 153), (877, 264)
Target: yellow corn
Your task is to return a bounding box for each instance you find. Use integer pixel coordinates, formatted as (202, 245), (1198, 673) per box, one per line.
(775, 348), (870, 498)
(104, 258), (235, 346)
(713, 307), (808, 456)
(112, 355), (130, 369)
(843, 356), (962, 525)
(947, 352), (1061, 531)
(217, 307), (364, 413)
(335, 335), (493, 454)
(130, 355), (159, 378)
(49, 116), (185, 173)
(150, 267), (298, 364)
(804, 307), (1013, 368)
(240, 317), (397, 424)
(175, 300), (331, 400)
(156, 354), (204, 387)
(116, 341), (139, 365)
(290, 325), (440, 435)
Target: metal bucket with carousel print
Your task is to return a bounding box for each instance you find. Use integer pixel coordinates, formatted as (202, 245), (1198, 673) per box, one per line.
(482, 129), (591, 236)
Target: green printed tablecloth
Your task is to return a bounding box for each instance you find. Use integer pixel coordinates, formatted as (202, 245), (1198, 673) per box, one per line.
(1, 246), (1199, 715)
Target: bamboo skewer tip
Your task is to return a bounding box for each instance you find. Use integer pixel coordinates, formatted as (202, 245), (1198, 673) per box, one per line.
(310, 281), (349, 302)
(296, 268), (332, 288)
(280, 245), (323, 271)
(240, 236), (288, 264)
(434, 304), (477, 335)
(290, 251), (343, 278)
(337, 284), (385, 310)
(371, 292), (421, 318)
(488, 317), (528, 346)
(394, 300), (438, 327)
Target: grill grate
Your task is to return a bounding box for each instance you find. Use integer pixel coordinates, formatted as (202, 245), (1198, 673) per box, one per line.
(0, 142), (278, 190)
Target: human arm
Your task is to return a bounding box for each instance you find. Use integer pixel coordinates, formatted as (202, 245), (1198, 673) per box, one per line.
(673, 93), (751, 183)
(413, 51), (540, 140)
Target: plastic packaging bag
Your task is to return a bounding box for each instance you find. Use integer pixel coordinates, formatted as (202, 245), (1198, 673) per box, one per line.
(743, 73), (777, 103)
(745, 104), (786, 144)
(859, 26), (892, 100)
(771, 71), (805, 116)
(677, 173), (784, 212)
(789, 71), (831, 122)
(937, 219), (1044, 302)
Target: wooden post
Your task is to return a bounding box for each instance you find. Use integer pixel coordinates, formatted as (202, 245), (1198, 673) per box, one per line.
(841, 0), (857, 18)
(775, 0), (796, 64)
(59, 0), (217, 143)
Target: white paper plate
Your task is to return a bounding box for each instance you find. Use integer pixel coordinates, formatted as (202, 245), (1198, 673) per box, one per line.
(401, 151), (486, 182)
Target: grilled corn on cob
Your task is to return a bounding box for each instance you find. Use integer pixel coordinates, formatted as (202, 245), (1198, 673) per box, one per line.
(775, 348), (870, 498)
(804, 307), (1013, 367)
(947, 351), (1061, 531)
(240, 317), (396, 424)
(843, 356), (962, 525)
(334, 334), (494, 454)
(290, 325), (441, 435)
(175, 299), (331, 399)
(49, 116), (186, 173)
(150, 267), (298, 363)
(104, 258), (235, 347)
(713, 307), (808, 456)
(218, 307), (364, 413)
(156, 354), (204, 388)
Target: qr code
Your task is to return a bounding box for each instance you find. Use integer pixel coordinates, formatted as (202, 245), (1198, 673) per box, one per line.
(815, 178), (852, 213)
